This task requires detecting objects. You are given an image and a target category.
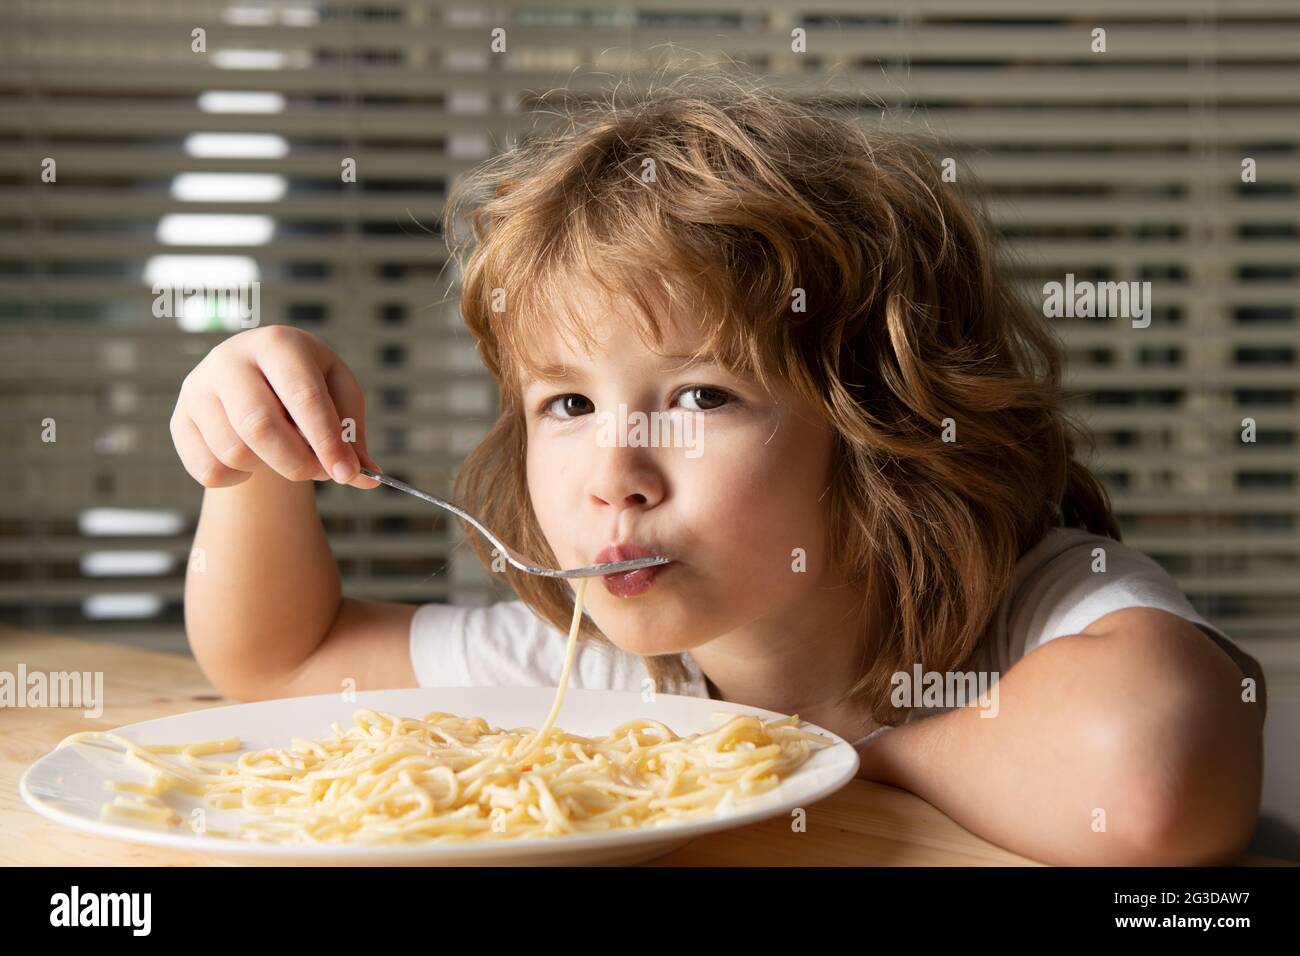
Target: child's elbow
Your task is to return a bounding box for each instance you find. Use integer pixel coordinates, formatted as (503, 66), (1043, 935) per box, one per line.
(189, 652), (287, 704)
(1117, 788), (1258, 866)
(1104, 721), (1262, 865)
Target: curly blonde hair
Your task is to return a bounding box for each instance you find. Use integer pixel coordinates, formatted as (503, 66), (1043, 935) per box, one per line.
(442, 72), (1119, 726)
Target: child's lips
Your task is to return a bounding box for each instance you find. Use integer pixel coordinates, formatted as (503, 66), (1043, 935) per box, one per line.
(594, 543), (675, 598)
(594, 542), (659, 565)
(600, 561), (673, 597)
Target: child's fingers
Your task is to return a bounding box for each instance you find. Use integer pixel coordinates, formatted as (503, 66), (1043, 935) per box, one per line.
(257, 349), (360, 484)
(169, 410), (250, 488)
(216, 362), (326, 482)
(195, 390), (331, 481)
(323, 359), (381, 489)
(185, 388), (261, 476)
(349, 448), (383, 489)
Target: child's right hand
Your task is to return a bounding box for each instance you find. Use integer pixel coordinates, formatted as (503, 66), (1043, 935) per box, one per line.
(170, 325), (382, 489)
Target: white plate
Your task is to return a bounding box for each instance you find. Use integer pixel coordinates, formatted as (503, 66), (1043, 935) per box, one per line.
(22, 686), (860, 866)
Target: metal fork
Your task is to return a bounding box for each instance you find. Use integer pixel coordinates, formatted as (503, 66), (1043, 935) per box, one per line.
(357, 468), (671, 579)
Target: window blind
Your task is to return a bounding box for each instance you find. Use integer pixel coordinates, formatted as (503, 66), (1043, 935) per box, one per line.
(1, 0), (1296, 661)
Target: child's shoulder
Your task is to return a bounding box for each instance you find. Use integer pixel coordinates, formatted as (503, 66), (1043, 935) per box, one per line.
(1006, 525), (1192, 640)
(995, 525), (1264, 714)
(1014, 523), (1206, 601)
(1014, 524), (1140, 574)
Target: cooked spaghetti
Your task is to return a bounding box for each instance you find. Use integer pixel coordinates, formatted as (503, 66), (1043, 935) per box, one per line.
(55, 578), (831, 844)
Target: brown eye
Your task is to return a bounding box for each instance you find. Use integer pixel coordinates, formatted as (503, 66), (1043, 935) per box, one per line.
(546, 394), (595, 418)
(677, 386), (730, 411)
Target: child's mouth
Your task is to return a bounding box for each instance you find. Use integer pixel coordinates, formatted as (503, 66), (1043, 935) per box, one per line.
(600, 563), (673, 597)
(594, 544), (675, 598)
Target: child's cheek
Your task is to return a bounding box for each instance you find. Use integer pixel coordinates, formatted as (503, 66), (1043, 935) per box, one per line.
(722, 424), (832, 580)
(525, 444), (571, 551)
(683, 426), (833, 581)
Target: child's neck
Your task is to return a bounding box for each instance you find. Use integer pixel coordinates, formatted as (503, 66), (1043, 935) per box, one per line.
(690, 584), (883, 743)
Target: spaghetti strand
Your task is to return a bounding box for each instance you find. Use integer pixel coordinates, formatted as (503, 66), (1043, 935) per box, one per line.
(55, 578), (831, 844)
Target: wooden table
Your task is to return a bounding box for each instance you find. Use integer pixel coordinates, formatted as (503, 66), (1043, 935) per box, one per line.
(0, 626), (1280, 867)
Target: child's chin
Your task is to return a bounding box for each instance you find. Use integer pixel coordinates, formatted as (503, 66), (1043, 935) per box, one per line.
(585, 603), (703, 656)
(602, 631), (695, 658)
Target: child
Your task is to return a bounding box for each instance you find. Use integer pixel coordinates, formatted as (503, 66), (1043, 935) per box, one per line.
(175, 74), (1265, 866)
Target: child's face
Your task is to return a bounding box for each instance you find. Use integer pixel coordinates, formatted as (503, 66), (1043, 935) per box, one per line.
(521, 284), (850, 658)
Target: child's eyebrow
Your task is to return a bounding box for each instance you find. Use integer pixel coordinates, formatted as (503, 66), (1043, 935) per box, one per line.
(524, 361), (587, 386)
(659, 352), (723, 372)
(524, 352), (722, 386)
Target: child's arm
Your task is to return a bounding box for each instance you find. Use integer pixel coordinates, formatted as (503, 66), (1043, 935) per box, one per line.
(855, 607), (1263, 865)
(186, 465), (417, 700)
(174, 326), (414, 700)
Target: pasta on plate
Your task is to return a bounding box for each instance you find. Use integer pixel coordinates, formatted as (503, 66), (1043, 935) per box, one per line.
(56, 579), (832, 844)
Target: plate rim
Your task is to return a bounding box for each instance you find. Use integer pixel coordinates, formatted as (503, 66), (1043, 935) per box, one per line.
(21, 685), (861, 861)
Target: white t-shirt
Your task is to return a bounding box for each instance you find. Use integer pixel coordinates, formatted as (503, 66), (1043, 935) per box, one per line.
(408, 527), (1266, 749)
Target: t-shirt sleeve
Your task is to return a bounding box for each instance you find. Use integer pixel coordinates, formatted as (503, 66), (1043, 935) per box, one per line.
(1006, 534), (1267, 719)
(407, 599), (657, 693)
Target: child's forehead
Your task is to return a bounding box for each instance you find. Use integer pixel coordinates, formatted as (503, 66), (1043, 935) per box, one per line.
(514, 277), (714, 373)
(502, 264), (776, 393)
(516, 326), (714, 386)
(534, 312), (704, 363)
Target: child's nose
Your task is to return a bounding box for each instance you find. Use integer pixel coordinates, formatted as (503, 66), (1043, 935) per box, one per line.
(584, 444), (666, 512)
